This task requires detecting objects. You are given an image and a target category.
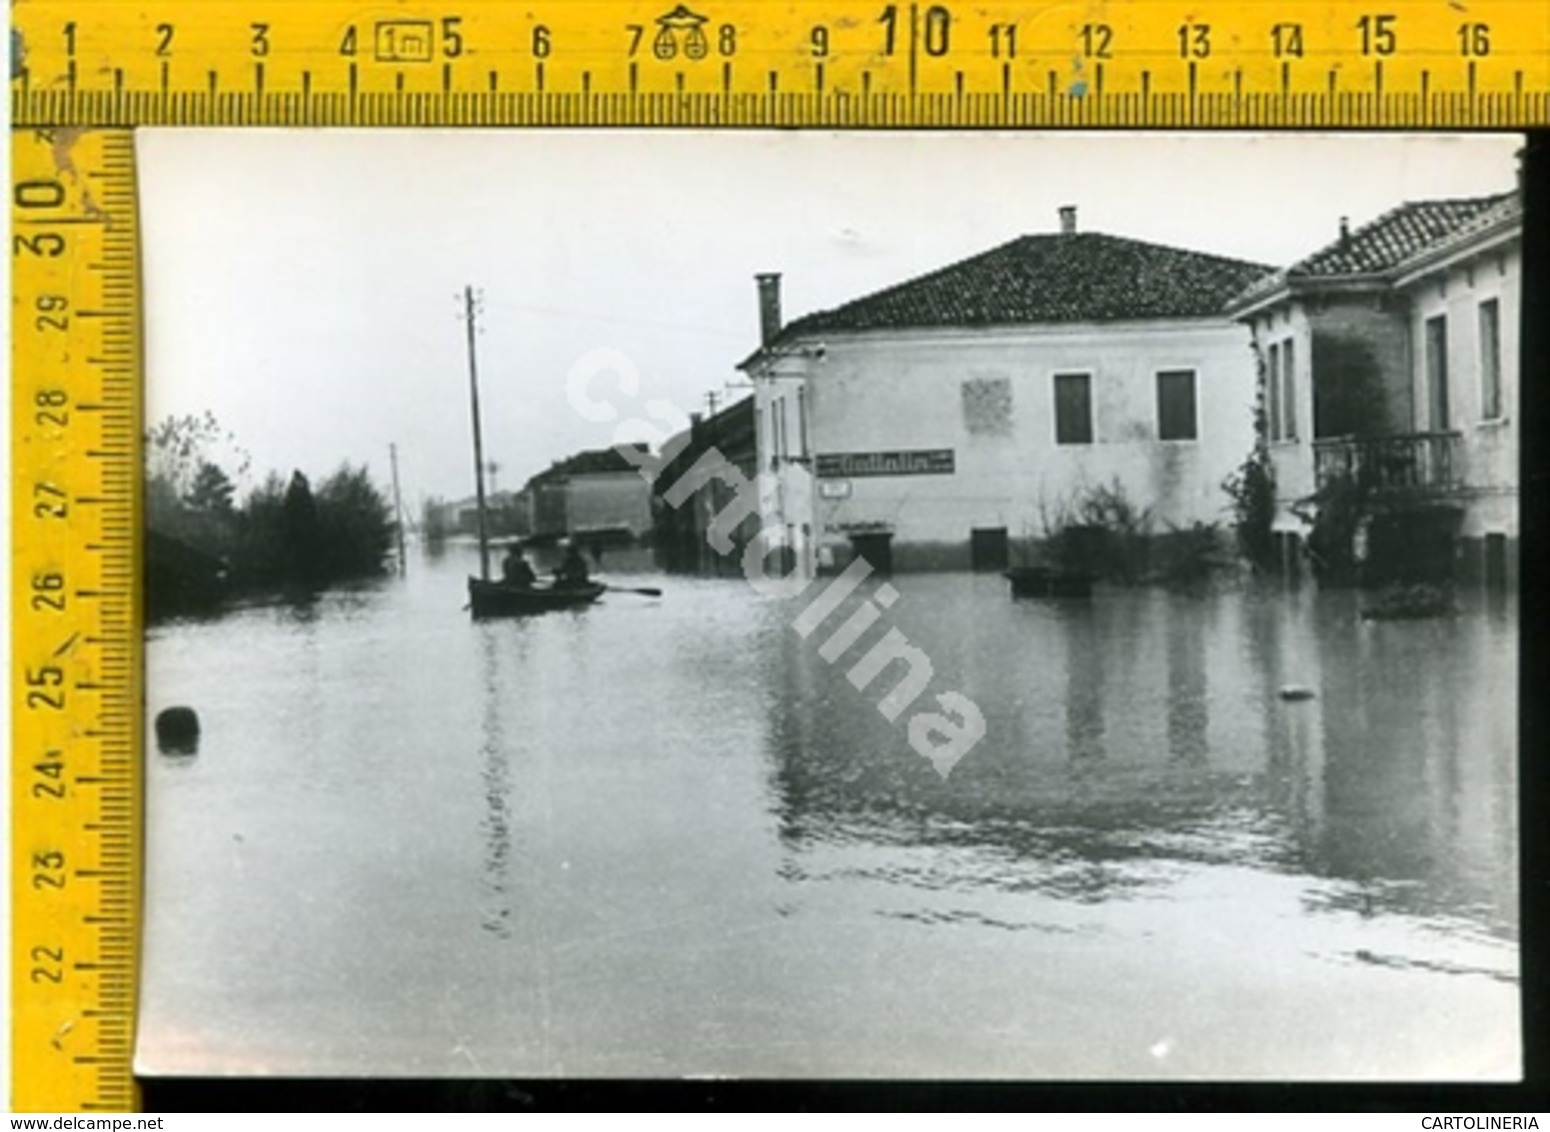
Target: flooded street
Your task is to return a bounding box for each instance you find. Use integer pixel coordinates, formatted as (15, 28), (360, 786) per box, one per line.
(136, 545), (1519, 1080)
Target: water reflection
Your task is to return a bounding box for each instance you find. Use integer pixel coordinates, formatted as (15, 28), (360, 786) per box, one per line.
(138, 547), (1518, 1079)
(762, 576), (1517, 949)
(478, 626), (515, 939)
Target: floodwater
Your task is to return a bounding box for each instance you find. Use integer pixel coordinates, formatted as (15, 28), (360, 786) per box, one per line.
(137, 544), (1519, 1080)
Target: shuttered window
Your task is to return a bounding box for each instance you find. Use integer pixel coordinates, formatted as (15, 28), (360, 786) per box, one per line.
(1053, 372), (1093, 445)
(1479, 299), (1502, 420)
(1156, 370), (1198, 441)
(1266, 342), (1281, 440)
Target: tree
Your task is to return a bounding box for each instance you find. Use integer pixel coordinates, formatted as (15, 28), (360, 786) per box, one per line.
(146, 412), (251, 500)
(145, 413), (251, 559)
(186, 461), (236, 515)
(283, 471), (323, 582)
(314, 464), (394, 580)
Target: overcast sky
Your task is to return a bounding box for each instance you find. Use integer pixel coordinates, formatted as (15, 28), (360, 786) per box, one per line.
(140, 130), (1521, 507)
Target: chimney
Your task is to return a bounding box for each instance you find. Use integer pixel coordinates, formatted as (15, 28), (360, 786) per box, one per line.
(1339, 216), (1351, 250)
(755, 273), (782, 347)
(1058, 205), (1077, 235)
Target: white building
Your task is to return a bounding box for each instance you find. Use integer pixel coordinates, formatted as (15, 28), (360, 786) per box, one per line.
(739, 208), (1270, 576)
(1229, 190), (1520, 585)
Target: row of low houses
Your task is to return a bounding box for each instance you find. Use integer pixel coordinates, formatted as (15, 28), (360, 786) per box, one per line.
(426, 445), (654, 545)
(681, 191), (1521, 587)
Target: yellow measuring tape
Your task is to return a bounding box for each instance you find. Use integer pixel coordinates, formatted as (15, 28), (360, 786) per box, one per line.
(8, 0), (1548, 1112)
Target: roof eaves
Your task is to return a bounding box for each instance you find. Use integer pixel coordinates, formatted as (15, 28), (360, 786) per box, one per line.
(1228, 270), (1395, 319)
(1389, 202), (1522, 287)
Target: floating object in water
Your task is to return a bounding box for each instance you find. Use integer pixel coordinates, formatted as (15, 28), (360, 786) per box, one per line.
(1278, 685), (1316, 702)
(1361, 584), (1456, 621)
(155, 706), (200, 754)
(1004, 566), (1094, 599)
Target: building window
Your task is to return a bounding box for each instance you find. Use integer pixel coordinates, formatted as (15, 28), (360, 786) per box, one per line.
(1280, 337), (1297, 440)
(1156, 370), (1198, 441)
(1265, 342), (1281, 440)
(1425, 315), (1450, 431)
(1053, 372), (1093, 445)
(796, 387), (807, 457)
(1479, 299), (1502, 420)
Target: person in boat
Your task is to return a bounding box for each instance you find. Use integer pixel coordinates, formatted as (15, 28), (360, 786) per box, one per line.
(501, 544), (538, 588)
(554, 540), (592, 589)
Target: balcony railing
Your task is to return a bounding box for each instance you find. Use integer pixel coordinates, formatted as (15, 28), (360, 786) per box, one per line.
(1312, 431), (1461, 495)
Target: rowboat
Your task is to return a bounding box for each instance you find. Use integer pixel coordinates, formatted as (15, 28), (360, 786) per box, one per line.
(467, 577), (606, 618)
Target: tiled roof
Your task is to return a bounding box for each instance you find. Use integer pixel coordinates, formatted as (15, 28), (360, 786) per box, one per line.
(524, 444), (648, 489)
(1289, 193), (1516, 277)
(774, 233), (1272, 341)
(1227, 191), (1519, 312)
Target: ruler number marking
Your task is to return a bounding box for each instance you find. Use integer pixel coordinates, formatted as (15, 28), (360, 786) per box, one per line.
(33, 481), (69, 521)
(1357, 14), (1397, 56)
(31, 571), (68, 613)
(1459, 23), (1490, 56)
(35, 295), (71, 334)
(922, 6), (950, 57)
(1178, 22), (1210, 59)
(15, 231), (65, 257)
(878, 5), (897, 54)
(33, 749), (67, 801)
(1080, 23), (1113, 58)
(989, 23), (1016, 59)
(33, 850), (68, 889)
(29, 946), (66, 985)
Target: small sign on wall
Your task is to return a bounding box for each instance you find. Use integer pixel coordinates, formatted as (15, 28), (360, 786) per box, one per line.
(815, 449), (955, 478)
(818, 480), (853, 499)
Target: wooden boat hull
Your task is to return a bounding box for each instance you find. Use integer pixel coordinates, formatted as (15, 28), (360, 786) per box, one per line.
(468, 577), (605, 618)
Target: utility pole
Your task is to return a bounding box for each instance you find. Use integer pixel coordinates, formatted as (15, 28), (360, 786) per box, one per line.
(389, 442), (408, 575)
(704, 389), (721, 418)
(463, 285), (492, 581)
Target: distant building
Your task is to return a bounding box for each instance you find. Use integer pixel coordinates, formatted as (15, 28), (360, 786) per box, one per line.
(516, 445), (654, 544)
(428, 491), (527, 540)
(653, 396), (757, 574)
(739, 207), (1270, 576)
(1228, 190), (1520, 585)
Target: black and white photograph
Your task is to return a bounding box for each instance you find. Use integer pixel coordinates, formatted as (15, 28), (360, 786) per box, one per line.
(135, 130), (1522, 1083)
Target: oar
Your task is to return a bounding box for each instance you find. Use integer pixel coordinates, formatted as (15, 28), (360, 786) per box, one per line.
(602, 583), (663, 598)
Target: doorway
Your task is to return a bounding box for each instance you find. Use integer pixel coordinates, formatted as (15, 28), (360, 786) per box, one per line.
(849, 532), (894, 575)
(970, 527), (1009, 571)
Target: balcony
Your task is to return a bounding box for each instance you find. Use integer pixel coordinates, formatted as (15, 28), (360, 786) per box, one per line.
(1312, 432), (1461, 496)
